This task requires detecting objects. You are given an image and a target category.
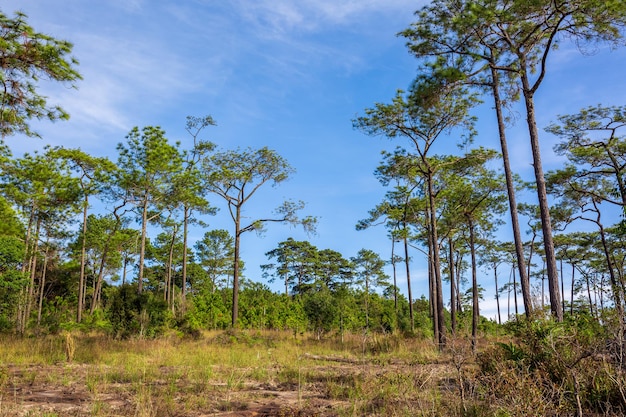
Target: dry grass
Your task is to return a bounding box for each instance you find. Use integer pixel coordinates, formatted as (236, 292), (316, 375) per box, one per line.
(0, 330), (526, 416)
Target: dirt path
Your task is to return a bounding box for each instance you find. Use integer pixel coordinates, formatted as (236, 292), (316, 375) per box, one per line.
(0, 363), (353, 416)
(0, 355), (453, 417)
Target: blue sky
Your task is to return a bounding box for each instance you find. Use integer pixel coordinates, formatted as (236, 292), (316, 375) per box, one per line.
(3, 1), (626, 320)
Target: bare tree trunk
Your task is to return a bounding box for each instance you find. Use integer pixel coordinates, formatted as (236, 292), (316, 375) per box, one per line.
(513, 267), (518, 317)
(37, 245), (49, 326)
(600, 273), (605, 313)
(455, 250), (463, 314)
(428, 230), (437, 339)
(138, 199), (148, 294)
(404, 234), (414, 332)
(17, 209), (35, 334)
(542, 260), (546, 310)
(24, 216), (42, 333)
(598, 222), (624, 317)
(165, 224), (178, 309)
(494, 263), (502, 325)
(570, 263), (575, 316)
(449, 239), (456, 335)
(78, 198), (88, 323)
(469, 219), (479, 353)
(521, 72), (562, 321)
(232, 205), (242, 327)
(181, 206), (190, 310)
(507, 267), (512, 319)
(391, 237), (398, 312)
(91, 254), (108, 314)
(585, 270), (595, 318)
(427, 175), (446, 348)
(561, 258), (566, 316)
(490, 65), (532, 317)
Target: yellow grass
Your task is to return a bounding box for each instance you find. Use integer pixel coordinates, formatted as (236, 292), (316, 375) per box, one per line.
(0, 330), (497, 416)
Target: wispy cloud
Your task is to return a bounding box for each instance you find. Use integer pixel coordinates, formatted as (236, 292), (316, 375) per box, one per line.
(232, 0), (420, 35)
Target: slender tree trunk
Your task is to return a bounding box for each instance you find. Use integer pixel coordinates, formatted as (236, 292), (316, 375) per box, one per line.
(391, 237), (398, 312)
(165, 224), (178, 308)
(404, 234), (414, 332)
(122, 259), (128, 286)
(37, 245), (49, 327)
(585, 270), (595, 318)
(449, 239), (456, 335)
(527, 234), (536, 289)
(232, 205), (242, 327)
(138, 199), (148, 293)
(598, 222), (624, 316)
(182, 206), (190, 309)
(561, 258), (566, 316)
(427, 174), (446, 348)
(513, 267), (518, 317)
(91, 254), (108, 314)
(24, 216), (42, 332)
(17, 209), (35, 334)
(469, 219), (478, 353)
(520, 72), (562, 321)
(365, 278), (370, 331)
(490, 66), (532, 318)
(455, 251), (463, 314)
(542, 260), (546, 310)
(507, 267), (512, 318)
(570, 263), (575, 316)
(494, 263), (502, 325)
(600, 273), (606, 313)
(429, 233), (438, 342)
(78, 196), (88, 323)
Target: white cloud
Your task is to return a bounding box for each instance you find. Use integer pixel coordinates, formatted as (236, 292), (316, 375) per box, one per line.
(232, 0), (421, 35)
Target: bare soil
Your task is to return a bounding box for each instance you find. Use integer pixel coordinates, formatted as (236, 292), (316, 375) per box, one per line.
(1, 360), (449, 416)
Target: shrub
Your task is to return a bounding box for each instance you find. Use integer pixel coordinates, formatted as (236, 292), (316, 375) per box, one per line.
(476, 314), (626, 416)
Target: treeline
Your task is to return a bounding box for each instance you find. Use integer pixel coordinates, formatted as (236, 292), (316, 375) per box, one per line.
(2, 3), (626, 347)
(353, 0), (626, 350)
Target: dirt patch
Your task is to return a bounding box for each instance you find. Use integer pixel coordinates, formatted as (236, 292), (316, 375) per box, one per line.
(0, 359), (453, 416)
(0, 363), (340, 416)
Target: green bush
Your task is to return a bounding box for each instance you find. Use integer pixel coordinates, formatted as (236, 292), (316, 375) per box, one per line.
(476, 314), (626, 416)
(106, 284), (171, 338)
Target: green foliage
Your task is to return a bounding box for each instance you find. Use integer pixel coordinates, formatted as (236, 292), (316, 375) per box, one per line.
(0, 235), (25, 331)
(194, 229), (234, 292)
(201, 146), (317, 326)
(0, 11), (81, 138)
(185, 288), (230, 331)
(106, 284), (171, 339)
(303, 288), (337, 339)
(0, 196), (24, 237)
(478, 316), (626, 415)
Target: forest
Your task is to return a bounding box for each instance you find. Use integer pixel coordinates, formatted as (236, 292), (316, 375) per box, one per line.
(2, 1), (626, 416)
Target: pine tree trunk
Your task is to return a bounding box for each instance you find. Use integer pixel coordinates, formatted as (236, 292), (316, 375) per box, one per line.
(24, 216), (42, 333)
(570, 263), (575, 316)
(520, 71), (562, 321)
(491, 65), (533, 317)
(391, 238), (398, 312)
(469, 219), (478, 353)
(494, 263), (501, 325)
(513, 268), (519, 317)
(404, 234), (414, 332)
(232, 205), (242, 327)
(182, 206), (190, 309)
(427, 174), (446, 348)
(78, 197), (88, 323)
(138, 199), (148, 293)
(449, 239), (456, 334)
(37, 246), (49, 326)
